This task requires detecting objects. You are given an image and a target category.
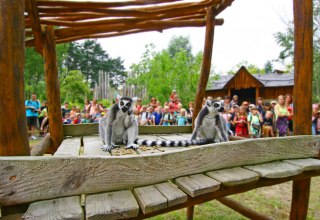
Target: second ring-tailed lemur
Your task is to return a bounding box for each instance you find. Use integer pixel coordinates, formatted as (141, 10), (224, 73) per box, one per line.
(99, 95), (139, 152)
(134, 99), (229, 147)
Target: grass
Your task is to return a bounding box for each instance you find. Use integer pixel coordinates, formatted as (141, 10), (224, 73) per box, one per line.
(149, 177), (320, 220)
(28, 139), (320, 219)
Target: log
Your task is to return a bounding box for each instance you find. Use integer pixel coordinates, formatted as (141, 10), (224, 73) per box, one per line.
(0, 136), (319, 206)
(193, 6), (216, 127)
(0, 0), (29, 156)
(217, 197), (273, 220)
(291, 0), (313, 219)
(25, 0), (43, 54)
(30, 133), (52, 156)
(42, 26), (64, 154)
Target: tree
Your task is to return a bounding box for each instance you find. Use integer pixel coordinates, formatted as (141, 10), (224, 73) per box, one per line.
(263, 61), (273, 73)
(24, 44), (69, 100)
(128, 38), (202, 106)
(274, 0), (320, 101)
(60, 70), (91, 104)
(64, 40), (126, 88)
(168, 35), (192, 59)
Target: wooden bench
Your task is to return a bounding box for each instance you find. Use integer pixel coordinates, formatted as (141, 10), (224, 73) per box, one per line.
(0, 128), (319, 219)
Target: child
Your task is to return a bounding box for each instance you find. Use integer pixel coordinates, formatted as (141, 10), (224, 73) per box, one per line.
(81, 113), (92, 124)
(221, 109), (232, 130)
(140, 105), (149, 125)
(162, 106), (173, 126)
(176, 109), (188, 126)
(262, 111), (274, 137)
(233, 106), (248, 137)
(247, 106), (263, 138)
(152, 106), (163, 125)
(73, 113), (82, 124)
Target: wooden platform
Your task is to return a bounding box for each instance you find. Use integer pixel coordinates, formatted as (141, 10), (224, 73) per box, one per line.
(0, 134), (320, 219)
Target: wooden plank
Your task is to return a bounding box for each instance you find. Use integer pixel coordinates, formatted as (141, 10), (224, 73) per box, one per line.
(284, 158), (320, 171)
(0, 136), (319, 206)
(0, 0), (30, 156)
(206, 167), (259, 187)
(63, 124), (192, 136)
(64, 124), (99, 137)
(244, 161), (303, 178)
(133, 185), (167, 214)
(83, 136), (111, 156)
(175, 174), (220, 197)
(22, 196), (83, 219)
(155, 182), (187, 207)
(54, 137), (81, 156)
(85, 190), (139, 220)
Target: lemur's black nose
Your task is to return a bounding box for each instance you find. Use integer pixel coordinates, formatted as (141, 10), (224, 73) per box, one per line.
(122, 107), (128, 112)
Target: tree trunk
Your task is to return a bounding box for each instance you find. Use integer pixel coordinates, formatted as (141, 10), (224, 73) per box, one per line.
(0, 0), (30, 156)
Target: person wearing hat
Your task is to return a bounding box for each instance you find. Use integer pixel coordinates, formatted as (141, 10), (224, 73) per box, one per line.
(247, 105), (263, 138)
(230, 95), (239, 106)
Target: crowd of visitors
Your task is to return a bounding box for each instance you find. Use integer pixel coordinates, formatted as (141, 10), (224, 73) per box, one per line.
(25, 91), (320, 140)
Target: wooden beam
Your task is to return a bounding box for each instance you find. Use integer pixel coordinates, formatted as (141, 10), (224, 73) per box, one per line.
(193, 6), (216, 126)
(217, 197), (273, 220)
(0, 136), (319, 205)
(42, 26), (64, 154)
(36, 0), (183, 8)
(0, 0), (30, 156)
(25, 0), (43, 54)
(291, 0), (313, 219)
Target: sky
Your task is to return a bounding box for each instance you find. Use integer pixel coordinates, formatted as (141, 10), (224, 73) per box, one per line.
(98, 0), (293, 73)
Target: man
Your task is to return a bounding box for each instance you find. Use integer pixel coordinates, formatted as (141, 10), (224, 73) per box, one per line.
(25, 94), (41, 140)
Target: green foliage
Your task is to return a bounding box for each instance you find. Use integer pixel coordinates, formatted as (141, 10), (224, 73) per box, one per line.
(60, 70), (91, 104)
(168, 35), (192, 59)
(100, 99), (112, 108)
(128, 38), (202, 107)
(24, 44), (69, 100)
(274, 0), (320, 101)
(263, 61), (273, 73)
(64, 40), (126, 88)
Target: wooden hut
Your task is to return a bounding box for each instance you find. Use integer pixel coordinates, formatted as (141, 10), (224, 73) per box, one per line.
(205, 66), (294, 104)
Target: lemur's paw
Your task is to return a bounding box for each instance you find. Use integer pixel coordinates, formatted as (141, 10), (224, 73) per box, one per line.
(112, 144), (120, 148)
(101, 145), (113, 152)
(126, 143), (139, 150)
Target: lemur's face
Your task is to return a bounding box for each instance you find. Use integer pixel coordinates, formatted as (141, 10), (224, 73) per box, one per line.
(118, 98), (133, 113)
(206, 100), (223, 113)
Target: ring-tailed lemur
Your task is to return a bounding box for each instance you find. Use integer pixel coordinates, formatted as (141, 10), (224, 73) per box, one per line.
(99, 95), (139, 152)
(134, 99), (229, 147)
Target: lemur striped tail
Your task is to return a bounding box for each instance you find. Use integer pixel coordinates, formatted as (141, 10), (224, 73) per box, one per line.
(134, 139), (208, 147)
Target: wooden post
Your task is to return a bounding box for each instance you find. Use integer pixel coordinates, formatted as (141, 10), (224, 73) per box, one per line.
(42, 26), (64, 154)
(0, 0), (30, 156)
(186, 206), (194, 220)
(290, 0), (313, 219)
(192, 6), (216, 127)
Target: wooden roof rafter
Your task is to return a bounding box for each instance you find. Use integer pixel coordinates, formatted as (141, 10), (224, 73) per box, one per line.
(24, 0), (233, 48)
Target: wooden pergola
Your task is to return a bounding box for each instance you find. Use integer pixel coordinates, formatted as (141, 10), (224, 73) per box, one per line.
(0, 0), (315, 219)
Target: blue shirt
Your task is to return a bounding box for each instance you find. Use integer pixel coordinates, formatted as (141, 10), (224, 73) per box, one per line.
(153, 112), (162, 125)
(25, 100), (40, 117)
(177, 116), (187, 126)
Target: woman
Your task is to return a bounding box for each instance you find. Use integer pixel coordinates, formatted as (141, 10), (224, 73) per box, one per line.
(274, 95), (290, 137)
(285, 94), (294, 134)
